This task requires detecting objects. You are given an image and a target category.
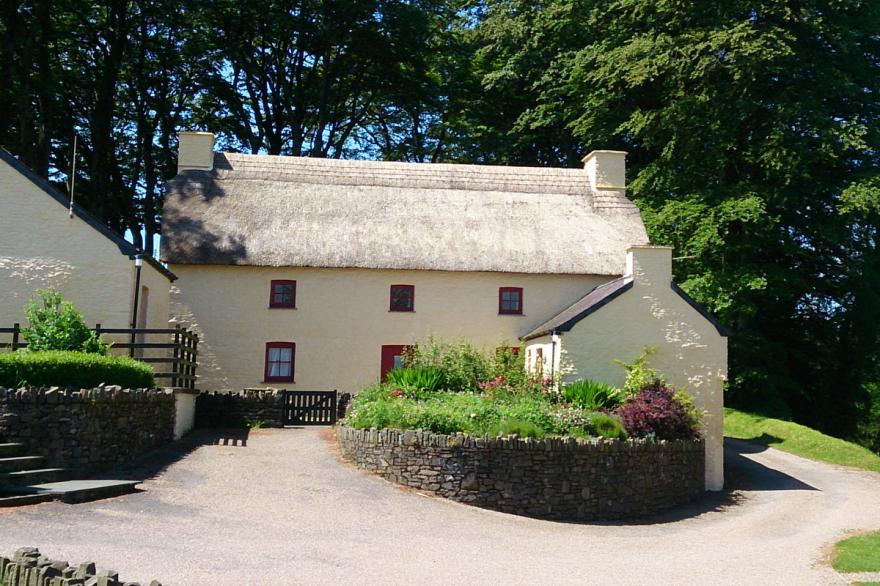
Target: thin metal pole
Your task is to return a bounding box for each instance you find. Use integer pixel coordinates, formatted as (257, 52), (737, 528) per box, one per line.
(68, 134), (77, 219)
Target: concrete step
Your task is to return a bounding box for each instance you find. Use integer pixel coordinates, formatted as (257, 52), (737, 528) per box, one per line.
(0, 455), (44, 473)
(28, 479), (141, 504)
(0, 443), (24, 458)
(0, 467), (68, 487)
(0, 492), (54, 508)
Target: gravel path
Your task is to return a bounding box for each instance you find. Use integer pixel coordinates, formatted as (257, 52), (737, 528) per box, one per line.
(1, 429), (879, 585)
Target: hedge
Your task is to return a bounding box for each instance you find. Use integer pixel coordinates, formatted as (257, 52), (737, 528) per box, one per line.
(0, 350), (155, 389)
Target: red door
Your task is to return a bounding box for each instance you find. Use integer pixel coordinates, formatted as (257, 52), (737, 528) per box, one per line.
(380, 345), (410, 381)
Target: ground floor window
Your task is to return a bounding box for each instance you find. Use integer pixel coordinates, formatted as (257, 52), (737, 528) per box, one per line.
(265, 341), (295, 383)
(380, 344), (411, 381)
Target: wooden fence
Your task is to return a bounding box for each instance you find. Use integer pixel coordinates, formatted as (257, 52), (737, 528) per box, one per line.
(0, 323), (198, 389)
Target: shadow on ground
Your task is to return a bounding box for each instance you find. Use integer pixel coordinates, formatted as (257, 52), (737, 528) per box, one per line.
(96, 428), (252, 483)
(724, 437), (817, 492)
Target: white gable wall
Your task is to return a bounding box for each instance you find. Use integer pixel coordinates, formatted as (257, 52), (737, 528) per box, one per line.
(0, 158), (137, 331)
(527, 246), (727, 490)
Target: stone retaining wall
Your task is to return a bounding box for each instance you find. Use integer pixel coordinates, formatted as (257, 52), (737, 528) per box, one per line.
(1, 547), (161, 585)
(0, 386), (175, 476)
(195, 389), (285, 428)
(337, 426), (705, 521)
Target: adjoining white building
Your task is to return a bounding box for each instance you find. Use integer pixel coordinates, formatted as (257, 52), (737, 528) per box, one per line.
(0, 149), (175, 334)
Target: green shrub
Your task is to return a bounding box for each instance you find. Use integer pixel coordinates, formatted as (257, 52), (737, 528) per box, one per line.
(488, 418), (546, 438)
(587, 413), (629, 439)
(0, 350), (154, 388)
(562, 379), (623, 409)
(616, 347), (661, 396)
(407, 337), (493, 392)
(386, 366), (444, 394)
(21, 289), (108, 354)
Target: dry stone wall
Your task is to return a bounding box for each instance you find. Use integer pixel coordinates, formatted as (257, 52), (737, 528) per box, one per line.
(337, 425), (705, 521)
(195, 389), (285, 428)
(0, 547), (161, 586)
(0, 386), (174, 475)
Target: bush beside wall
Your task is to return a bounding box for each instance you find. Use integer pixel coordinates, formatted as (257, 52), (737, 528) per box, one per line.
(0, 351), (154, 389)
(0, 386), (174, 475)
(337, 425), (705, 521)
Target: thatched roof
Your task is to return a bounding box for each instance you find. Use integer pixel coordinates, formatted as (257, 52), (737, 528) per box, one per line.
(161, 153), (649, 275)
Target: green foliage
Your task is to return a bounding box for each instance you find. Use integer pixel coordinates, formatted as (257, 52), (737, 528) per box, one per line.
(562, 379), (623, 409)
(0, 350), (155, 389)
(488, 419), (546, 439)
(832, 530), (880, 574)
(406, 337), (494, 392)
(589, 413), (628, 440)
(21, 289), (108, 354)
(616, 348), (660, 397)
(386, 366), (444, 395)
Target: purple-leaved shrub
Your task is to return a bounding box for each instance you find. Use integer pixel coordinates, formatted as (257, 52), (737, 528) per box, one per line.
(615, 381), (701, 440)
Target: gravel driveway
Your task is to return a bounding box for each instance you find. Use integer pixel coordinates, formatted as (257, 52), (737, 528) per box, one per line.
(1, 428), (879, 585)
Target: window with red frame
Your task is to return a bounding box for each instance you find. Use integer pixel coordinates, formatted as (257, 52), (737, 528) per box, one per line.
(498, 287), (523, 315)
(389, 284), (415, 312)
(264, 342), (295, 382)
(269, 280), (296, 308)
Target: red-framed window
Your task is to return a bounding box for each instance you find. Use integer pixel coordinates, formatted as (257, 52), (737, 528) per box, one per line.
(269, 280), (296, 308)
(389, 284), (415, 312)
(381, 345), (412, 381)
(264, 342), (295, 383)
(499, 287), (523, 315)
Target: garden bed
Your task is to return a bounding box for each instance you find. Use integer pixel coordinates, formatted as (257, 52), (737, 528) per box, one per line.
(337, 425), (705, 521)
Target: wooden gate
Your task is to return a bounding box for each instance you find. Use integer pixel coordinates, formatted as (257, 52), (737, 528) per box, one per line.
(283, 390), (337, 425)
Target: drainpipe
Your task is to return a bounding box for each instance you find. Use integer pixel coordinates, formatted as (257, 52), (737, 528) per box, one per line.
(130, 256), (143, 357)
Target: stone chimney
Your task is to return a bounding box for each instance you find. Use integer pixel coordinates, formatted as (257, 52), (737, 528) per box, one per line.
(582, 150), (627, 191)
(625, 245), (673, 286)
(177, 132), (215, 174)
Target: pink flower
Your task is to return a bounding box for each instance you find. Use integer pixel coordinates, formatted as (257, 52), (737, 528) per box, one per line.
(391, 388), (404, 397)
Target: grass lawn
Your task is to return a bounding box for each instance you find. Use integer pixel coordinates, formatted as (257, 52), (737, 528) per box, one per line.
(832, 530), (880, 574)
(724, 408), (880, 473)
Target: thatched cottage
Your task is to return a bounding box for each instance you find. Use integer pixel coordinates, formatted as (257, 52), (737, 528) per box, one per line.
(162, 132), (727, 489)
(0, 149), (174, 333)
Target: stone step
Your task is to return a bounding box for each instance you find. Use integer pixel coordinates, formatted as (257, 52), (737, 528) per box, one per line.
(0, 443), (24, 457)
(0, 492), (54, 508)
(28, 479), (141, 504)
(0, 455), (44, 473)
(0, 467), (68, 487)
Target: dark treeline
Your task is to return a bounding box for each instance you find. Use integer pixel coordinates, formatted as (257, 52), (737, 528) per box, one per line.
(2, 0), (879, 450)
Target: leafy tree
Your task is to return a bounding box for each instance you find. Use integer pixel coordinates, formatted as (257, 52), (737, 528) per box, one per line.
(22, 289), (108, 355)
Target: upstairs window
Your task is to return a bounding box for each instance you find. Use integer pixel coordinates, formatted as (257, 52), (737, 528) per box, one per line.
(389, 284), (415, 312)
(499, 287), (523, 315)
(264, 342), (295, 383)
(270, 280), (296, 308)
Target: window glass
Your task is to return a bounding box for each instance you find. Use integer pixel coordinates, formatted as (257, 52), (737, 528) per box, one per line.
(390, 285), (414, 311)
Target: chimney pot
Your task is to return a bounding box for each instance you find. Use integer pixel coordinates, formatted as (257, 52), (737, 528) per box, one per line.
(582, 150), (627, 190)
(177, 132), (215, 174)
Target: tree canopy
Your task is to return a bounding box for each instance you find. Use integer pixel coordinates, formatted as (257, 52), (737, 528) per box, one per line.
(1, 0), (878, 450)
